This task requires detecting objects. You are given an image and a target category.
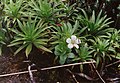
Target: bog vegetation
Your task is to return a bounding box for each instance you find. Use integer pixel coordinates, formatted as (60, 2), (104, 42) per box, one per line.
(1, 0), (120, 82)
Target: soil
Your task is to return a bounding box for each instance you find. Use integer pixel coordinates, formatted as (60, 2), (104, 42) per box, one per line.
(0, 49), (120, 83)
(0, 50), (76, 83)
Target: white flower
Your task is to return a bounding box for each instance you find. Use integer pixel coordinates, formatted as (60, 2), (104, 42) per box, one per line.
(62, 0), (66, 1)
(66, 35), (81, 49)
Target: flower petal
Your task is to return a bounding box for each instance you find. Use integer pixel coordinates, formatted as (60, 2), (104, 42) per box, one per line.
(68, 44), (73, 49)
(76, 39), (81, 44)
(66, 38), (71, 43)
(71, 35), (77, 41)
(73, 44), (79, 49)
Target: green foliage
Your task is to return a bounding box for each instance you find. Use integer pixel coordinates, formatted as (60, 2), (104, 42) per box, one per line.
(78, 9), (114, 36)
(102, 29), (120, 60)
(29, 0), (60, 22)
(106, 29), (120, 48)
(52, 21), (79, 64)
(73, 44), (92, 62)
(4, 0), (23, 20)
(8, 19), (52, 57)
(93, 38), (110, 57)
(57, 2), (78, 22)
(90, 37), (116, 66)
(54, 42), (74, 64)
(1, 0), (120, 74)
(51, 20), (79, 45)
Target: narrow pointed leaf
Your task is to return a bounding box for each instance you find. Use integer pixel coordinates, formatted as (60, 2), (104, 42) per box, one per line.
(25, 44), (32, 57)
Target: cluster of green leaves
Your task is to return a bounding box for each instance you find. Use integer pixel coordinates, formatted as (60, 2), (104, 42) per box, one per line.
(77, 9), (114, 36)
(28, 0), (61, 22)
(73, 44), (92, 62)
(54, 42), (74, 64)
(3, 0), (24, 21)
(51, 20), (79, 45)
(8, 19), (52, 57)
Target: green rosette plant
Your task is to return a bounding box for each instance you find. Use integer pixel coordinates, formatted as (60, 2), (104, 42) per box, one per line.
(77, 9), (114, 37)
(28, 0), (61, 22)
(51, 21), (80, 64)
(54, 42), (74, 64)
(51, 20), (79, 45)
(73, 44), (92, 62)
(104, 29), (120, 59)
(89, 37), (116, 67)
(72, 43), (93, 72)
(8, 18), (52, 57)
(3, 0), (24, 21)
(54, 35), (81, 64)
